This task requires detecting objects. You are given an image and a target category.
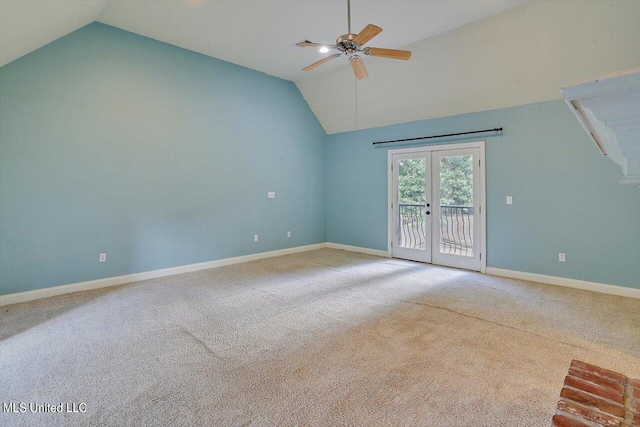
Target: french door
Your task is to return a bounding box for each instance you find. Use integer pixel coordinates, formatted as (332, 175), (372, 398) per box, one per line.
(391, 152), (432, 263)
(389, 143), (485, 272)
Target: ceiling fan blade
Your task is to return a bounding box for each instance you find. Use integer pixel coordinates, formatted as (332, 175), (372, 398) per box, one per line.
(364, 47), (412, 60)
(296, 40), (338, 49)
(302, 53), (342, 71)
(353, 24), (382, 45)
(349, 55), (369, 80)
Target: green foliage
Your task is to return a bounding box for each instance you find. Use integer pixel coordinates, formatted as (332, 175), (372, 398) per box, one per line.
(438, 156), (473, 206)
(398, 155), (473, 206)
(398, 158), (425, 204)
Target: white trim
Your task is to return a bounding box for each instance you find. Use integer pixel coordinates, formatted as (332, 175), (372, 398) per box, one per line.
(486, 267), (640, 299)
(430, 147), (482, 271)
(2, 244), (637, 306)
(383, 140), (486, 156)
(386, 140), (486, 272)
(388, 151), (433, 263)
(387, 153), (394, 257)
(479, 144), (487, 273)
(0, 243), (327, 306)
(325, 242), (390, 258)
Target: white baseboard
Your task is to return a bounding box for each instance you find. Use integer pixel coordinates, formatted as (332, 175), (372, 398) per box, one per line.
(3, 244), (637, 306)
(0, 243), (327, 306)
(326, 242), (390, 258)
(330, 246), (639, 300)
(486, 267), (640, 299)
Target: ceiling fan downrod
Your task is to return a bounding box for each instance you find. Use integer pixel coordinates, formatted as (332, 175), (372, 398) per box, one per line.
(296, 0), (412, 79)
(347, 0), (351, 34)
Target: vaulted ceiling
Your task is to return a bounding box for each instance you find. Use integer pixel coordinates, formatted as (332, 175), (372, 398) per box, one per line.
(97, 0), (528, 82)
(2, 0), (638, 134)
(1, 0), (526, 79)
(0, 0), (106, 67)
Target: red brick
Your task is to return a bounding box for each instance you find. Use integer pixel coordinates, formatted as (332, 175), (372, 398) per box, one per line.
(632, 386), (640, 401)
(552, 413), (593, 427)
(570, 360), (627, 383)
(564, 375), (625, 404)
(560, 386), (625, 418)
(568, 367), (626, 392)
(556, 399), (622, 426)
(634, 399), (640, 414)
(629, 378), (640, 389)
(634, 412), (640, 425)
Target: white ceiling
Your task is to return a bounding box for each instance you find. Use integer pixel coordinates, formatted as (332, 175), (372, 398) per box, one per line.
(0, 0), (544, 133)
(297, 0), (640, 133)
(97, 0), (527, 82)
(1, 0), (527, 80)
(0, 0), (106, 67)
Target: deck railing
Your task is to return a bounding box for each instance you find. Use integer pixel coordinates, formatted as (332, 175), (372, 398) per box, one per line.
(398, 204), (427, 249)
(398, 204), (474, 256)
(439, 205), (474, 256)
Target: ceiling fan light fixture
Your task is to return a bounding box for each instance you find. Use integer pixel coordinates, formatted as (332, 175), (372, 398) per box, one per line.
(296, 0), (411, 79)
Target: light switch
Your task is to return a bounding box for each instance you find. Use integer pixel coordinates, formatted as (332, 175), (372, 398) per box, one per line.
(268, 192), (276, 199)
(506, 196), (513, 205)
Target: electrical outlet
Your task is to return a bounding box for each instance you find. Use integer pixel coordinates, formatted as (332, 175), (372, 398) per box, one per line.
(287, 231), (291, 238)
(558, 253), (566, 262)
(254, 234), (259, 242)
(506, 196), (513, 205)
(99, 253), (107, 263)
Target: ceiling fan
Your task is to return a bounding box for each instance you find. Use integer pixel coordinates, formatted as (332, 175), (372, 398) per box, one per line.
(295, 0), (412, 79)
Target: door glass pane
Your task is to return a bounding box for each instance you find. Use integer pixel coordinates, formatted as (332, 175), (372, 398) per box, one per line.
(438, 155), (473, 256)
(397, 158), (426, 249)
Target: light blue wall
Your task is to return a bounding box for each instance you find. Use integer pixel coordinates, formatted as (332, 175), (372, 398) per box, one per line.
(0, 23), (327, 295)
(2, 23), (638, 295)
(326, 100), (640, 289)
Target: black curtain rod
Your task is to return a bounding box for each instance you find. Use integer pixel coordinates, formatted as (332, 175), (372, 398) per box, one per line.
(372, 127), (503, 145)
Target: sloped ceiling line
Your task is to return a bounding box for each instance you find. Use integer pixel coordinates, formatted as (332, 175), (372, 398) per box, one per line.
(1, 0), (527, 80)
(0, 0), (107, 67)
(3, 1), (637, 134)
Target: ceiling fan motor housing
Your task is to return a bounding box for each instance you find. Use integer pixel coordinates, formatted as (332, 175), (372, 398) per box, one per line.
(336, 34), (361, 54)
(297, 22), (411, 78)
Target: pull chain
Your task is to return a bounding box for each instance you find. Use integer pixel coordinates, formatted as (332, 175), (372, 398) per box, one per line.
(350, 0), (357, 129)
(354, 76), (358, 130)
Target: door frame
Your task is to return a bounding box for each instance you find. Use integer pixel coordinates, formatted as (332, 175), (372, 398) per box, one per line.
(387, 140), (486, 273)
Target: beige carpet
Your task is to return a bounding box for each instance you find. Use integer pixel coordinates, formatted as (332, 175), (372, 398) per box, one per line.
(1, 248), (638, 426)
